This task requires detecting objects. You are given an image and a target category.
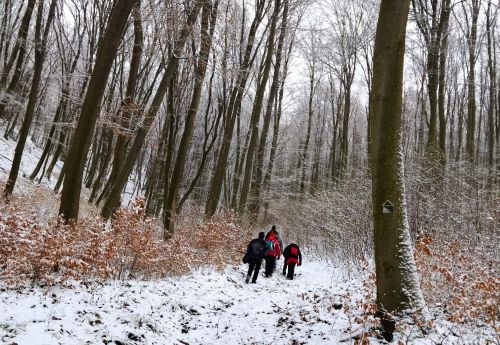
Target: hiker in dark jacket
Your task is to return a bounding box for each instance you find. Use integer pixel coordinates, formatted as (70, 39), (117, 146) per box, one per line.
(242, 232), (267, 283)
(282, 243), (302, 280)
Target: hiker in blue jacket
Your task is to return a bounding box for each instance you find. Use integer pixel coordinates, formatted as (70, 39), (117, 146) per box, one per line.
(242, 232), (267, 283)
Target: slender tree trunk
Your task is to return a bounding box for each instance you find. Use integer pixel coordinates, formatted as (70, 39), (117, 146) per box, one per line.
(4, 0), (57, 196)
(163, 0), (218, 238)
(100, 1), (202, 219)
(97, 1), (143, 206)
(486, 0), (496, 174)
(205, 0), (267, 217)
(249, 0), (288, 216)
(465, 0), (480, 161)
(0, 0), (36, 90)
(300, 70), (315, 195)
(437, 0), (451, 163)
(0, 0), (37, 120)
(177, 85), (223, 213)
(238, 0), (281, 216)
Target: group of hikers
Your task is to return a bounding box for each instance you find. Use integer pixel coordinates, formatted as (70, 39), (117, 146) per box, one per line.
(242, 225), (302, 284)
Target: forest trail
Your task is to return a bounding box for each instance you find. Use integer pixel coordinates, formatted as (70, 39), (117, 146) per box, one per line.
(0, 261), (373, 345)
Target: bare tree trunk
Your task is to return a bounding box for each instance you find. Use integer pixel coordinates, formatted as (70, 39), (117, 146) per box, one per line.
(205, 0), (268, 217)
(248, 0), (288, 216)
(238, 0), (281, 216)
(4, 0), (57, 196)
(437, 0), (451, 163)
(465, 0), (480, 161)
(100, 1), (202, 219)
(300, 69), (316, 195)
(96, 2), (143, 205)
(59, 0), (138, 221)
(486, 0), (497, 174)
(370, 0), (427, 329)
(0, 0), (37, 120)
(163, 0), (218, 238)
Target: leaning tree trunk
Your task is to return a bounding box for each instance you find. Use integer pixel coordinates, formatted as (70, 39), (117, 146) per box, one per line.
(97, 1), (143, 206)
(59, 0), (138, 222)
(238, 0), (281, 216)
(204, 0), (267, 218)
(4, 0), (57, 197)
(248, 0), (288, 217)
(0, 0), (37, 120)
(100, 1), (203, 220)
(163, 0), (218, 238)
(370, 0), (427, 333)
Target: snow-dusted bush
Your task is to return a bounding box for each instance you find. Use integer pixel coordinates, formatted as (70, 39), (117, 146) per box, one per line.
(267, 174), (373, 265)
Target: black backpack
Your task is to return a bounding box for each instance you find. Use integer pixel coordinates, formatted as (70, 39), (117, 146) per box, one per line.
(251, 240), (264, 256)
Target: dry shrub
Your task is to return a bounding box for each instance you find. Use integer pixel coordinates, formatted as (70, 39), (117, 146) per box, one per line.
(162, 210), (249, 275)
(415, 232), (499, 327)
(0, 197), (250, 287)
(0, 205), (114, 286)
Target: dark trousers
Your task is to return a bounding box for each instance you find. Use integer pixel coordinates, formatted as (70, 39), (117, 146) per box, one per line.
(283, 262), (296, 280)
(247, 259), (261, 282)
(264, 255), (276, 276)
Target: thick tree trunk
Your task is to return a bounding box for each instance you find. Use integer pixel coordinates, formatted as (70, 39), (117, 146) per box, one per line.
(370, 0), (427, 322)
(97, 2), (143, 206)
(59, 0), (137, 221)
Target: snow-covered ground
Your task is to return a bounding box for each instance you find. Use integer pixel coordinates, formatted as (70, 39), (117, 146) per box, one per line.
(0, 262), (363, 345)
(1, 261), (497, 345)
(0, 133), (63, 190)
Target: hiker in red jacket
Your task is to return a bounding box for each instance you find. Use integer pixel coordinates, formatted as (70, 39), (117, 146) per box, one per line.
(282, 243), (302, 280)
(264, 229), (281, 277)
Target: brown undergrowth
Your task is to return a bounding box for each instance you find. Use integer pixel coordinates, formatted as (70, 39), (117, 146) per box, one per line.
(0, 196), (249, 287)
(415, 232), (499, 328)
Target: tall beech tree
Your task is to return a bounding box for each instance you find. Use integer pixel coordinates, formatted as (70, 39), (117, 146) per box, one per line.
(370, 0), (427, 329)
(59, 0), (138, 221)
(204, 0), (269, 218)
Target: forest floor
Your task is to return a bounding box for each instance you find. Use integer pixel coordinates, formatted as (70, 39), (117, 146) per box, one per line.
(0, 262), (497, 345)
(1, 132), (498, 344)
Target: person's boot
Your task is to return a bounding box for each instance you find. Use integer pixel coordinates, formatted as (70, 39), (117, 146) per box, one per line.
(245, 276), (250, 284)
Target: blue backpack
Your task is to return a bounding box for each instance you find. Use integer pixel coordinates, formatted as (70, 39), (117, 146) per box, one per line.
(265, 239), (274, 252)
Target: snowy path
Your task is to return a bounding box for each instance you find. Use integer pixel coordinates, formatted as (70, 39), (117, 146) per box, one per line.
(0, 261), (370, 345)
